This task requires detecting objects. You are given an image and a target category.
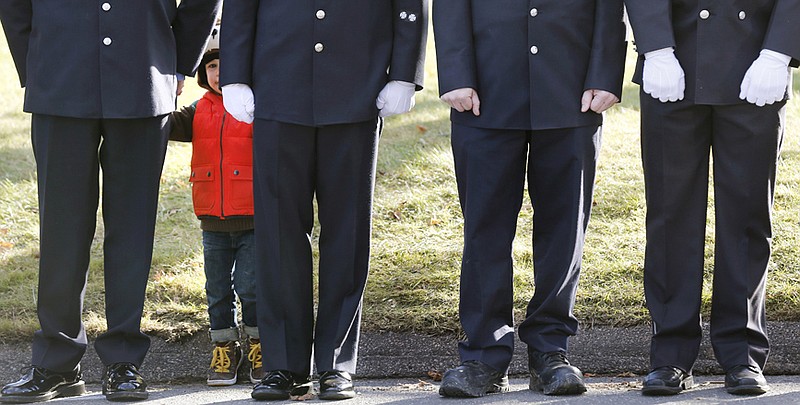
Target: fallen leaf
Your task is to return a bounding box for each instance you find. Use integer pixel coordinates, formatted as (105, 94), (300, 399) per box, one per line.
(290, 392), (316, 401)
(417, 125), (428, 133)
(427, 370), (443, 382)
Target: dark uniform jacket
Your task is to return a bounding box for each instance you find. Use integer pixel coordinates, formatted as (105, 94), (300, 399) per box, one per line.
(219, 0), (427, 126)
(626, 0), (800, 104)
(0, 0), (221, 118)
(433, 0), (626, 130)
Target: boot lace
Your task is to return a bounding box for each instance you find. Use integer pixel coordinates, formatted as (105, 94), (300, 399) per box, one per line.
(248, 340), (263, 369)
(210, 345), (232, 373)
(542, 351), (570, 367)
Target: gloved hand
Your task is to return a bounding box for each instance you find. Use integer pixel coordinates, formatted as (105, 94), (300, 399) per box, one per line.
(222, 83), (255, 124)
(643, 47), (685, 102)
(740, 49), (792, 107)
(376, 81), (416, 117)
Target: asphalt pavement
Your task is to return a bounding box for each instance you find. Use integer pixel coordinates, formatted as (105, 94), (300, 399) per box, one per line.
(2, 322), (800, 403)
(8, 376), (800, 404)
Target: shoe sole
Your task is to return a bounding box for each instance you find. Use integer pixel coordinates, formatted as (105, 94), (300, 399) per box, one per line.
(0, 381), (86, 403)
(251, 388), (291, 401)
(251, 381), (314, 401)
(439, 376), (510, 398)
(726, 384), (769, 395)
(207, 378), (238, 387)
(104, 391), (149, 401)
(318, 389), (356, 400)
(530, 373), (587, 395)
(642, 376), (694, 396)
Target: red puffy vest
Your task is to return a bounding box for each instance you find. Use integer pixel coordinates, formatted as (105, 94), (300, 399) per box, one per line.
(189, 91), (254, 218)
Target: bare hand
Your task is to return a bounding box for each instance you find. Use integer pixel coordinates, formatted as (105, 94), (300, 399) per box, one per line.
(581, 89), (619, 113)
(441, 88), (480, 116)
(176, 79), (185, 97)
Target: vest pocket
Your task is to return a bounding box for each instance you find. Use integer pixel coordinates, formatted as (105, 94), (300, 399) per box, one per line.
(190, 164), (217, 214)
(226, 164), (254, 212)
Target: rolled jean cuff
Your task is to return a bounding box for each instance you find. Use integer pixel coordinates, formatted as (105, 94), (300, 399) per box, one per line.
(243, 325), (259, 339)
(209, 327), (239, 343)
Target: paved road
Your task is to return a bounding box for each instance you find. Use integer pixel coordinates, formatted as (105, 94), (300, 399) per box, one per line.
(3, 322), (800, 404)
(27, 376), (800, 404)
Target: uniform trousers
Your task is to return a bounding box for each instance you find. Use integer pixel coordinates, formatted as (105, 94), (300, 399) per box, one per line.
(451, 123), (600, 373)
(640, 93), (784, 373)
(252, 118), (381, 376)
(30, 114), (168, 372)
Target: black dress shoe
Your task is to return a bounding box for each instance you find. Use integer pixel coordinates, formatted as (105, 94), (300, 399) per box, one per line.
(642, 366), (693, 396)
(438, 360), (509, 398)
(1, 365), (85, 403)
(725, 365), (769, 395)
(102, 363), (148, 401)
(528, 351), (587, 395)
(251, 370), (313, 400)
(318, 370), (355, 400)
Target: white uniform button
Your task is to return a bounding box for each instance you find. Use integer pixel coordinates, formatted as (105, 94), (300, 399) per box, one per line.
(400, 11), (407, 19)
(316, 9), (325, 19)
(738, 11), (746, 20)
(530, 8), (538, 17)
(408, 13), (417, 22)
(314, 42), (324, 53)
(699, 9), (710, 19)
(102, 3), (111, 11)
(103, 37), (112, 46)
(530, 45), (539, 55)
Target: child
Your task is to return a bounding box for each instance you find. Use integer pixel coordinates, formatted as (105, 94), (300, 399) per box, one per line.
(169, 26), (263, 386)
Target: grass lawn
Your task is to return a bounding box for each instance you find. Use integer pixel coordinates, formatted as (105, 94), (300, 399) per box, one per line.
(1, 33), (799, 343)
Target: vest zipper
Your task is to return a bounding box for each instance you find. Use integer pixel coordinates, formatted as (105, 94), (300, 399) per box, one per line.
(219, 113), (226, 219)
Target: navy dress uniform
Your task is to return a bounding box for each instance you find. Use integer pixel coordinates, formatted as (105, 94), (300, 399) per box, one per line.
(626, 0), (800, 396)
(220, 0), (427, 399)
(434, 0), (626, 397)
(0, 0), (220, 402)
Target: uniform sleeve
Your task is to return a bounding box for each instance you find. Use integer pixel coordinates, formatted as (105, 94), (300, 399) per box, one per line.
(624, 0), (676, 54)
(389, 0), (428, 90)
(763, 0), (800, 67)
(584, 0), (627, 99)
(0, 0), (32, 87)
(168, 103), (197, 142)
(219, 0), (259, 87)
(172, 0), (222, 76)
(433, 0), (478, 96)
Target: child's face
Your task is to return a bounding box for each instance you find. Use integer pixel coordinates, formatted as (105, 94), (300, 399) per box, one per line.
(205, 59), (220, 94)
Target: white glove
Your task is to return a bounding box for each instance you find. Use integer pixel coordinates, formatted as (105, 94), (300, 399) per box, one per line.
(739, 49), (792, 107)
(643, 48), (685, 102)
(376, 81), (416, 117)
(222, 83), (255, 124)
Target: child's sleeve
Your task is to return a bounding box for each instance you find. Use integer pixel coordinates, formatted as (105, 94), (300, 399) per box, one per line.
(168, 101), (198, 142)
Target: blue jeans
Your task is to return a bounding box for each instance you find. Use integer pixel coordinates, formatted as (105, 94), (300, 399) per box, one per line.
(202, 230), (257, 342)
